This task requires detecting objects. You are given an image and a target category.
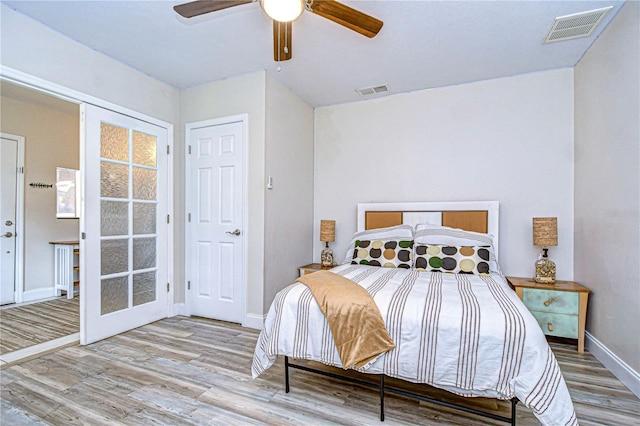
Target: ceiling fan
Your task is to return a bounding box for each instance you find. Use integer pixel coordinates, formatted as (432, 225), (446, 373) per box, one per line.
(173, 0), (383, 61)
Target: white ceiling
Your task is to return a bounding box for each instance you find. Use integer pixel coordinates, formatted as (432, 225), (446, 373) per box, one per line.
(1, 0), (625, 107)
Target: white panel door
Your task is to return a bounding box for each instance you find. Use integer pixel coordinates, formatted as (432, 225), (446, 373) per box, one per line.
(188, 120), (244, 323)
(82, 104), (169, 345)
(0, 136), (18, 305)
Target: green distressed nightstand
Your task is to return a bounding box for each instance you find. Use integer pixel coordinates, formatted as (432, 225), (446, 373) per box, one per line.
(507, 276), (591, 353)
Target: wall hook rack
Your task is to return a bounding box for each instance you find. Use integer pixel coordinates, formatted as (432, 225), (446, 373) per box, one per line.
(30, 182), (53, 188)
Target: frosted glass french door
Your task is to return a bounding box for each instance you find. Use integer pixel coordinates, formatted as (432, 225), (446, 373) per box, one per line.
(81, 104), (169, 345)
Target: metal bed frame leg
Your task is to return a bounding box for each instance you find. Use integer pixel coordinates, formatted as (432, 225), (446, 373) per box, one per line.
(379, 375), (385, 421)
(511, 397), (518, 426)
(285, 356), (290, 393)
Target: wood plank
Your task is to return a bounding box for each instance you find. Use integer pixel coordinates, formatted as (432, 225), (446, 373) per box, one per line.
(0, 317), (637, 425)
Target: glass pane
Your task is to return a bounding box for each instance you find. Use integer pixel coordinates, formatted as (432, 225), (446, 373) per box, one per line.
(101, 276), (129, 315)
(101, 239), (129, 275)
(133, 131), (156, 167)
(133, 203), (156, 235)
(101, 201), (128, 236)
(100, 123), (129, 162)
(101, 162), (129, 198)
(133, 271), (156, 306)
(133, 237), (155, 271)
(132, 167), (156, 201)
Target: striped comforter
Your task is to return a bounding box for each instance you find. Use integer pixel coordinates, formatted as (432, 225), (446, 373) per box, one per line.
(252, 264), (578, 426)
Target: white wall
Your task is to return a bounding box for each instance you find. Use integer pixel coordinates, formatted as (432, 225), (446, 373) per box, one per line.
(180, 72), (267, 317)
(574, 1), (639, 375)
(263, 75), (314, 312)
(0, 5), (178, 124)
(314, 69), (575, 279)
(1, 96), (79, 293)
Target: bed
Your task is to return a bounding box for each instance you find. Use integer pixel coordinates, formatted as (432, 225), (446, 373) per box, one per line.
(252, 201), (577, 426)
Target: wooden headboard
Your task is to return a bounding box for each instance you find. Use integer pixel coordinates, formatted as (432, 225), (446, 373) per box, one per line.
(357, 201), (499, 256)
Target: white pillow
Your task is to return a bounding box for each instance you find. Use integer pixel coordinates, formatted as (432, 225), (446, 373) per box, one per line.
(414, 224), (494, 245)
(342, 224), (414, 264)
(414, 225), (499, 272)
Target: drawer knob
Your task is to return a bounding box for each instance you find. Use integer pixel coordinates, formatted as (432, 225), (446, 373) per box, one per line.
(544, 299), (553, 306)
(548, 322), (554, 332)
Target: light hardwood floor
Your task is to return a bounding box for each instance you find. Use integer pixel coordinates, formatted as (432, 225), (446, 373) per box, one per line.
(0, 297), (80, 355)
(1, 316), (638, 425)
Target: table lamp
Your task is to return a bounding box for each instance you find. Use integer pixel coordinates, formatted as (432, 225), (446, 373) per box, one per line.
(533, 217), (558, 283)
(320, 220), (335, 267)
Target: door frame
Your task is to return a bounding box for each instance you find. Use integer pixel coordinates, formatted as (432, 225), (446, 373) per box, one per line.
(0, 132), (25, 304)
(1, 67), (175, 340)
(184, 114), (248, 325)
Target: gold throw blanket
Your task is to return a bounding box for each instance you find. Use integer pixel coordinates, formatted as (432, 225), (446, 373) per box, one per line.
(296, 270), (396, 369)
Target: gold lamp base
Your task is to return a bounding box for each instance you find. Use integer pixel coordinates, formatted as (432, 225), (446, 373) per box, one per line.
(535, 248), (556, 284)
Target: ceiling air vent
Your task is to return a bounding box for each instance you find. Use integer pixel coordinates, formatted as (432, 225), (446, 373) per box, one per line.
(357, 84), (389, 97)
(543, 6), (613, 43)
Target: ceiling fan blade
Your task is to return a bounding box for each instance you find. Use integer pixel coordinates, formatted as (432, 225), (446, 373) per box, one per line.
(174, 0), (254, 19)
(273, 20), (293, 62)
(309, 0), (383, 38)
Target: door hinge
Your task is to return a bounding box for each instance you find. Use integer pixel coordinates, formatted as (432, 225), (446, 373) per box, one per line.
(17, 167), (24, 174)
(81, 232), (86, 240)
(167, 145), (170, 155)
(188, 213), (191, 222)
(188, 145), (192, 155)
(187, 281), (191, 290)
(167, 214), (170, 224)
(167, 283), (170, 293)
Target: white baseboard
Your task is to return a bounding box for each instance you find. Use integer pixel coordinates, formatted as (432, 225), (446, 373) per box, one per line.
(243, 313), (265, 330)
(585, 331), (640, 398)
(172, 302), (187, 317)
(22, 287), (57, 303)
(0, 333), (79, 367)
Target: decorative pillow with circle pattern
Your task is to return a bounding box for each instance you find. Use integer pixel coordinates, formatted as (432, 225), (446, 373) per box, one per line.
(351, 239), (414, 268)
(414, 245), (491, 275)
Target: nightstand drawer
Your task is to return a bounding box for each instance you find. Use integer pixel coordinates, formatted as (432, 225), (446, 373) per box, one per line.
(522, 288), (578, 315)
(529, 311), (579, 339)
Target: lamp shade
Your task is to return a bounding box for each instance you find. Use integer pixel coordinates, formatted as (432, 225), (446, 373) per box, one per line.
(533, 217), (558, 247)
(261, 0), (304, 22)
(320, 220), (335, 243)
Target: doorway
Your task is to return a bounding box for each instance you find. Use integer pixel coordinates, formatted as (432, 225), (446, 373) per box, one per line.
(0, 81), (81, 359)
(0, 133), (23, 306)
(0, 75), (174, 361)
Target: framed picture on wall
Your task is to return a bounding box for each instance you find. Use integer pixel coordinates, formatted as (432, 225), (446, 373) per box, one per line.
(56, 167), (80, 219)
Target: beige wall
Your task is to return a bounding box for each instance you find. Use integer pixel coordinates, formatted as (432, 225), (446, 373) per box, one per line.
(314, 69), (575, 279)
(180, 72), (267, 317)
(263, 75), (314, 312)
(574, 1), (639, 374)
(1, 95), (79, 293)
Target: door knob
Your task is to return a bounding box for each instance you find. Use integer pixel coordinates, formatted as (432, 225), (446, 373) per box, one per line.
(226, 229), (241, 236)
(3, 232), (13, 238)
(5, 220), (13, 226)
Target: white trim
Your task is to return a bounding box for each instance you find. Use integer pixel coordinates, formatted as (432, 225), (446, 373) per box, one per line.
(356, 201), (500, 257)
(22, 287), (57, 303)
(0, 132), (25, 304)
(244, 313), (265, 330)
(184, 114), (249, 326)
(0, 333), (79, 367)
(172, 302), (187, 317)
(166, 124), (175, 318)
(585, 331), (640, 398)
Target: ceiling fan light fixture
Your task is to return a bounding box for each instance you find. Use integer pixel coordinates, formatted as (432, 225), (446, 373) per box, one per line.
(261, 0), (304, 22)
